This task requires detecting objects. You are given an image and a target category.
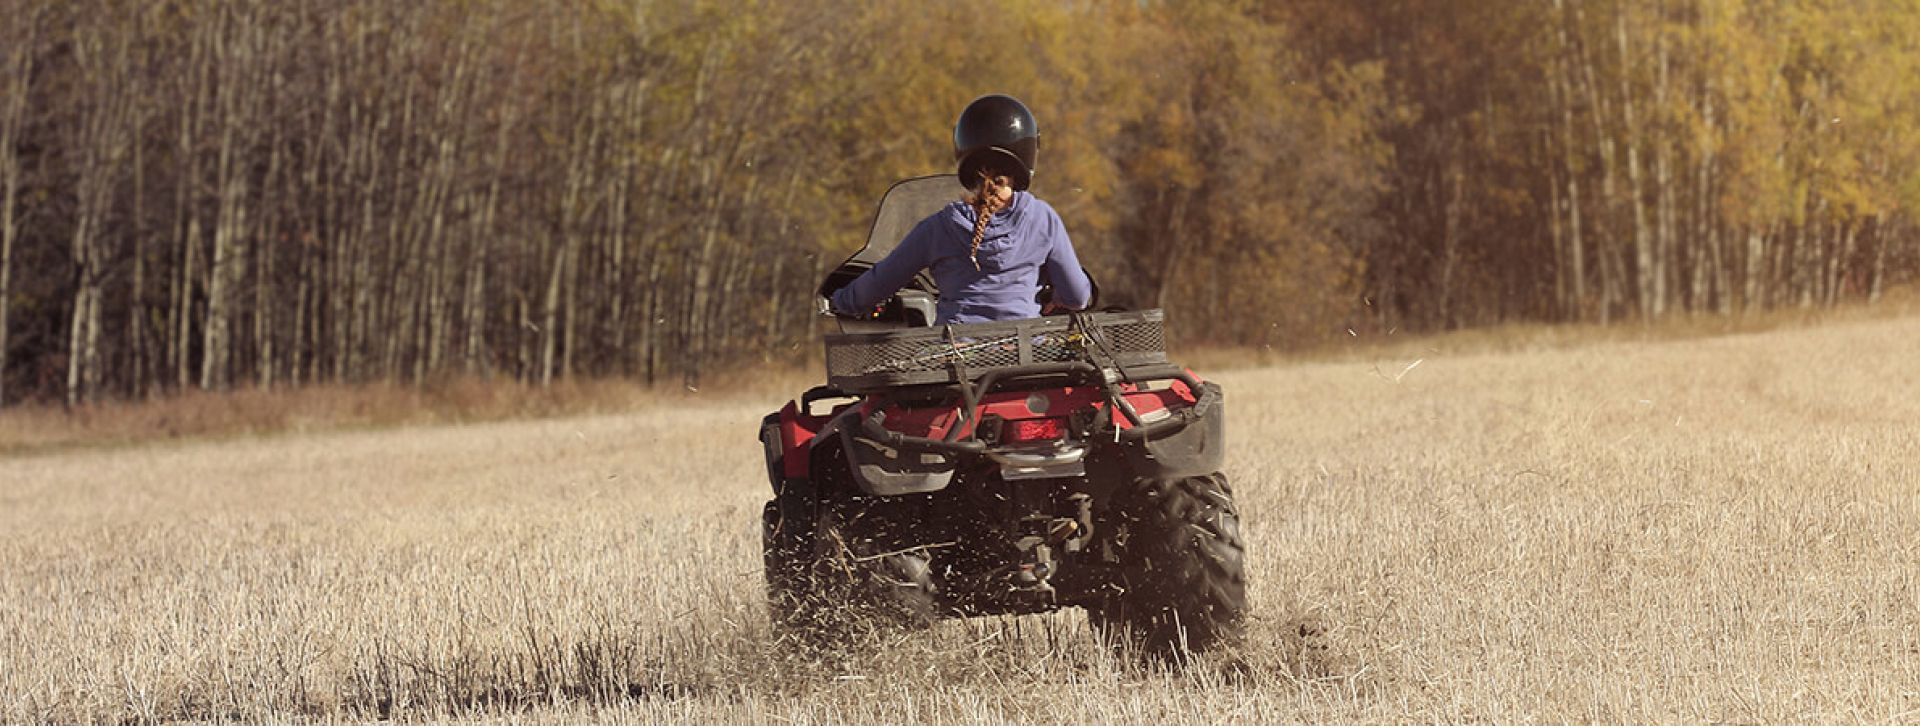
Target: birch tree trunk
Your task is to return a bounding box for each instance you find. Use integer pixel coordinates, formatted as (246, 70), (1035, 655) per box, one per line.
(1550, 0), (1587, 320)
(1575, 1), (1620, 323)
(0, 11), (37, 406)
(1616, 11), (1657, 320)
(66, 13), (137, 406)
(1868, 213), (1889, 303)
(202, 3), (271, 391)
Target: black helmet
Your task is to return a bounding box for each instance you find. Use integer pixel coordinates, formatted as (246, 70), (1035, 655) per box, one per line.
(953, 94), (1039, 191)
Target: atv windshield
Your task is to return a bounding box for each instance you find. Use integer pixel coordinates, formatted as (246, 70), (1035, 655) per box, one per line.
(817, 175), (958, 299)
(851, 175), (960, 266)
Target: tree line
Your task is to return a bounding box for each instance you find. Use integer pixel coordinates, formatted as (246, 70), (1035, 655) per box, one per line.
(0, 0), (1914, 406)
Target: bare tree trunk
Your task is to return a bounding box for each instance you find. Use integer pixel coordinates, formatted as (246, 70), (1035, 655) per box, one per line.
(642, 254), (665, 386)
(539, 121), (594, 385)
(168, 25), (205, 389)
(1795, 199), (1824, 308)
(67, 16), (137, 406)
(1655, 142), (1675, 313)
(294, 247), (310, 388)
(82, 283), (103, 403)
(607, 164), (632, 372)
(176, 216), (200, 390)
(131, 116), (148, 399)
(1436, 152), (1465, 327)
(685, 162), (723, 388)
(426, 25), (480, 381)
(319, 15), (348, 382)
(539, 240), (564, 387)
(763, 170), (802, 358)
(0, 11), (38, 406)
(1869, 213), (1889, 303)
(348, 91), (390, 382)
(379, 64), (421, 381)
(202, 4), (271, 391)
(1615, 11), (1656, 320)
(1692, 81), (1718, 314)
(464, 98), (514, 378)
(1575, 2), (1619, 324)
(1826, 221), (1855, 307)
(1652, 16), (1675, 316)
(255, 143), (283, 389)
(516, 291), (533, 382)
(1150, 191), (1193, 312)
(560, 233), (580, 380)
(1550, 2), (1588, 320)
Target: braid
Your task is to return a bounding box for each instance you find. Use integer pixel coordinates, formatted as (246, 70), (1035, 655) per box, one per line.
(967, 173), (1010, 271)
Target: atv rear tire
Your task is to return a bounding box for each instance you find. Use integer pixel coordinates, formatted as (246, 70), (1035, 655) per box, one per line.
(1089, 472), (1247, 657)
(764, 493), (939, 644)
(809, 503), (940, 633)
(762, 494), (816, 632)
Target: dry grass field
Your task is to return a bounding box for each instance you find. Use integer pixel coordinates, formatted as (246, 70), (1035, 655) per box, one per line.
(3, 314), (1917, 723)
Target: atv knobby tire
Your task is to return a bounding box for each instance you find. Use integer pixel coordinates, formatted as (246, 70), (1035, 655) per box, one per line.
(1090, 472), (1247, 657)
(762, 495), (815, 632)
(764, 494), (938, 645)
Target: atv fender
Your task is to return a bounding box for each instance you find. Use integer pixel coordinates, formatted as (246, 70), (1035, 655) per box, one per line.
(1119, 382), (1225, 480)
(834, 425), (956, 496)
(772, 402), (814, 481)
(808, 406), (956, 496)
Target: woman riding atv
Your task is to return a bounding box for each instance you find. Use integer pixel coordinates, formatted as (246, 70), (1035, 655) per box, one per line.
(770, 95), (1244, 657)
(829, 94), (1093, 324)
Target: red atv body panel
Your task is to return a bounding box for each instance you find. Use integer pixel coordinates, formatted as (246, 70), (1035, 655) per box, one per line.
(776, 400), (834, 479)
(771, 372), (1206, 482)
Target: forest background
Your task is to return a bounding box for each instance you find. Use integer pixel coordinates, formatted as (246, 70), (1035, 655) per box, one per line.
(1, 0), (1916, 407)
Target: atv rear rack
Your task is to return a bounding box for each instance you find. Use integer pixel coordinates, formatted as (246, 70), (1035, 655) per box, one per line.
(824, 310), (1170, 393)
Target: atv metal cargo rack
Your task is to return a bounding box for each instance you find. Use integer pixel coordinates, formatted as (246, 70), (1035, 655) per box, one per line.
(824, 309), (1170, 393)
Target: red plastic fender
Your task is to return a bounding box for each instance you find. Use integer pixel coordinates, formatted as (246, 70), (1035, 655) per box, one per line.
(1109, 372), (1201, 430)
(778, 401), (831, 479)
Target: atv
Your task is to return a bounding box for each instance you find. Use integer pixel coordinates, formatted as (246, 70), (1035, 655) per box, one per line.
(759, 175), (1246, 656)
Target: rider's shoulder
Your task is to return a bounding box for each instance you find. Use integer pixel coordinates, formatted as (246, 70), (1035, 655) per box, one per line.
(1015, 191), (1059, 216)
(1018, 192), (1063, 224)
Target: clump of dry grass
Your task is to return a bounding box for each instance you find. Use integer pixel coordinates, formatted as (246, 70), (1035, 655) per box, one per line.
(2, 313), (1917, 722)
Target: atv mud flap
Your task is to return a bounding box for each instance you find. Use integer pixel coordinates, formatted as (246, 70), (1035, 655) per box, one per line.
(838, 428), (956, 496)
(1119, 383), (1225, 480)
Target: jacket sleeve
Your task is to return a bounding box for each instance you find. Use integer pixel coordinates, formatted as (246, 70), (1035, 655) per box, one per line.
(829, 217), (937, 316)
(1041, 209), (1092, 310)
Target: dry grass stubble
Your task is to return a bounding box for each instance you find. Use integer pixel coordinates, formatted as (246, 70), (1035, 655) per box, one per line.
(2, 316), (1917, 721)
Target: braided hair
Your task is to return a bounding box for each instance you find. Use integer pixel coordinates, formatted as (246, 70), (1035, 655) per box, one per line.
(966, 171), (1014, 271)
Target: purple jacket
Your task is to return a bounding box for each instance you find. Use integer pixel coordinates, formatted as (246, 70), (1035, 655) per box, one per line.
(830, 191), (1091, 324)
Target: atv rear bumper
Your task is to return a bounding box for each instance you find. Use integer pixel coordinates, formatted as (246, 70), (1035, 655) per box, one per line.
(834, 360), (1225, 495)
